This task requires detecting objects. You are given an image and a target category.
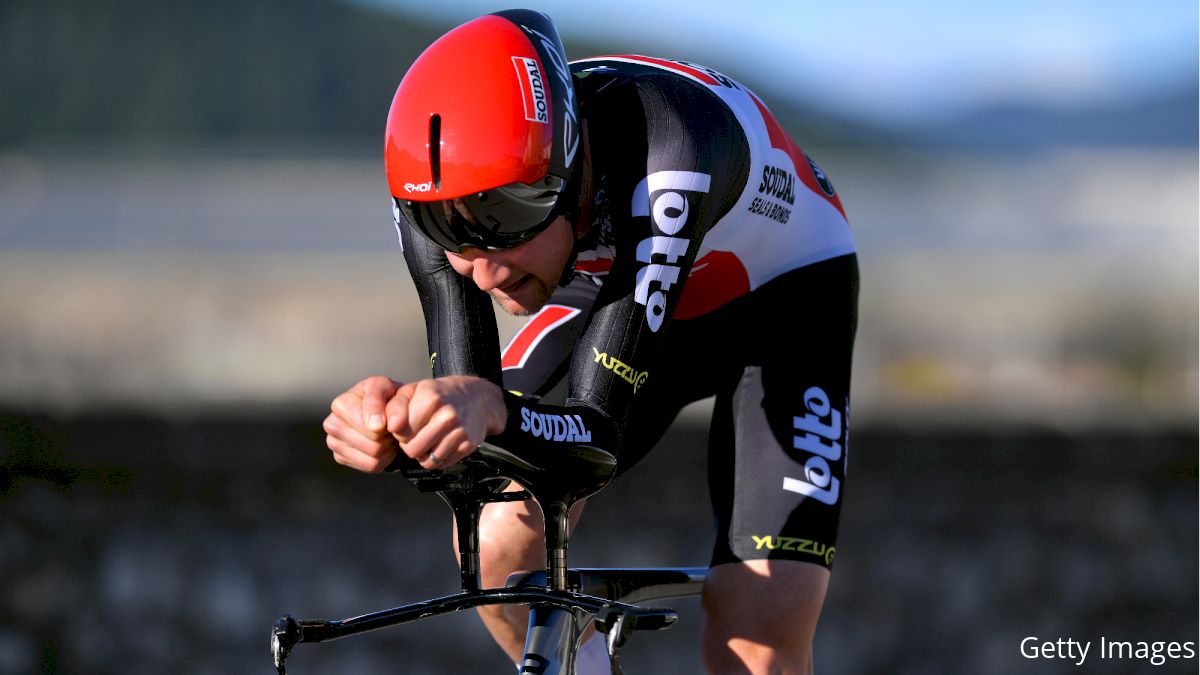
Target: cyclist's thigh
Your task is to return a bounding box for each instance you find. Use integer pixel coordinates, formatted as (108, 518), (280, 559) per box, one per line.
(708, 254), (858, 572)
(699, 254), (856, 663)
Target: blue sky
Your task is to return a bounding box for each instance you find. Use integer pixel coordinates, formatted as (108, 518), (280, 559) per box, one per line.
(356, 0), (1197, 126)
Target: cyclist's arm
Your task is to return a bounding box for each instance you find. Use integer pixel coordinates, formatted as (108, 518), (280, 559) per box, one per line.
(396, 203), (504, 384)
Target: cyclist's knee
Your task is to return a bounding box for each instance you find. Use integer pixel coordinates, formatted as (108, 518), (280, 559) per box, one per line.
(701, 560), (829, 674)
(475, 500), (546, 586)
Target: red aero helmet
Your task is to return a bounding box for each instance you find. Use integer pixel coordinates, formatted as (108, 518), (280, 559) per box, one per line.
(386, 9), (580, 252)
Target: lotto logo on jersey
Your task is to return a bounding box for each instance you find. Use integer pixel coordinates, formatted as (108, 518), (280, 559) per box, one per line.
(519, 407), (593, 443)
(512, 56), (549, 124)
(630, 170), (712, 332)
(783, 386), (845, 505)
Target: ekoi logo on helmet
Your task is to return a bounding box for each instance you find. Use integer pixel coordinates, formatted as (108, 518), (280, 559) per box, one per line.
(404, 182), (434, 193)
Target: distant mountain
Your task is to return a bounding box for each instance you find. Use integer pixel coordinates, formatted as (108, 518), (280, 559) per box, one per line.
(0, 0), (445, 145)
(899, 82), (1199, 149)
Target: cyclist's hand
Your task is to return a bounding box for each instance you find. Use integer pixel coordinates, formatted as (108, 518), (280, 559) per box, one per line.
(323, 375), (402, 474)
(386, 375), (506, 469)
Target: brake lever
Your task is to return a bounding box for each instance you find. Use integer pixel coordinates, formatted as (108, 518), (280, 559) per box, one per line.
(271, 615), (300, 675)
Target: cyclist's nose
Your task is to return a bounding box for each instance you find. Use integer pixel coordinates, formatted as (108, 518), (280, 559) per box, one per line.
(458, 248), (513, 291)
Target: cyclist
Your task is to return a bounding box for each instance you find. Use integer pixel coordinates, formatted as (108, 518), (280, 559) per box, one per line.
(324, 9), (857, 673)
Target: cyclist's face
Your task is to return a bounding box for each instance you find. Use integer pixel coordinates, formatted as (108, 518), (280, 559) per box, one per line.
(445, 216), (575, 315)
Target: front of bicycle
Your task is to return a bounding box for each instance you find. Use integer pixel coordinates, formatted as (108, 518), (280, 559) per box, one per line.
(271, 441), (702, 674)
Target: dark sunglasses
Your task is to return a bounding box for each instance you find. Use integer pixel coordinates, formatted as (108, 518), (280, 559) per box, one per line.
(396, 177), (566, 253)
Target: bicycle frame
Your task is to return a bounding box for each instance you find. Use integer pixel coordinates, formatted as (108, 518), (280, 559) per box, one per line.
(271, 442), (706, 674)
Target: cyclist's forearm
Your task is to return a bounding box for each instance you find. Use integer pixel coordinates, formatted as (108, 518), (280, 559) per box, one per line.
(399, 216), (504, 383)
(488, 391), (620, 458)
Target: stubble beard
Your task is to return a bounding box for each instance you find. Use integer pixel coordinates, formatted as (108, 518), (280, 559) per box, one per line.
(490, 275), (554, 317)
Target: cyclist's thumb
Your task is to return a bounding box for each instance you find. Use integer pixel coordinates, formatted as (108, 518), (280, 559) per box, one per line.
(360, 376), (397, 433)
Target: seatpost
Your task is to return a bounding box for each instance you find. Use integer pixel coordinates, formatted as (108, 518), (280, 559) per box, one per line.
(541, 498), (572, 591)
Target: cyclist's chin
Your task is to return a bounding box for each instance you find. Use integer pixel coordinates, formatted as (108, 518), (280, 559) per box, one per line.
(490, 282), (551, 316)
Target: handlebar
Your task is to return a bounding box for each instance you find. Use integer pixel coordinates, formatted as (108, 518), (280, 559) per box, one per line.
(271, 588), (678, 673)
(273, 440), (674, 675)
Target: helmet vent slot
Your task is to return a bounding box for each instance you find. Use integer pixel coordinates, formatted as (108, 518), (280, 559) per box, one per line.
(428, 114), (442, 189)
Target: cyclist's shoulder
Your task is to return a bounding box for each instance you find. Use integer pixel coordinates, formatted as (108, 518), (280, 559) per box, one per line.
(571, 54), (735, 87)
(571, 55), (738, 113)
(573, 57), (751, 189)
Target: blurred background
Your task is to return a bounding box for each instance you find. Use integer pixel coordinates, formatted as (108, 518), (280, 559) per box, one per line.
(1, 0), (1196, 673)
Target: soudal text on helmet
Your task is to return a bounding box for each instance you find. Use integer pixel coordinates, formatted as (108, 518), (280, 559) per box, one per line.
(522, 24), (578, 168)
